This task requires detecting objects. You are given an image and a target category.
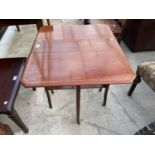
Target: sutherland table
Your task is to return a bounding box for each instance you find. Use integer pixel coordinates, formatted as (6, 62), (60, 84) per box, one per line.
(21, 25), (135, 124)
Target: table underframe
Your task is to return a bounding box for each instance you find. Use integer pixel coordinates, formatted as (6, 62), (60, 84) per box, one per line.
(44, 84), (110, 124)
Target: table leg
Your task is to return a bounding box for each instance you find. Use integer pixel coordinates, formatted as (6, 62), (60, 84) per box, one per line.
(84, 19), (91, 25)
(45, 87), (52, 108)
(103, 84), (110, 106)
(36, 20), (43, 31)
(51, 89), (54, 94)
(76, 86), (81, 124)
(32, 87), (36, 91)
(99, 85), (104, 92)
(8, 110), (28, 133)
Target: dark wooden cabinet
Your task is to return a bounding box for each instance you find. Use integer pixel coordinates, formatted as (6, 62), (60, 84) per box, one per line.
(122, 19), (155, 52)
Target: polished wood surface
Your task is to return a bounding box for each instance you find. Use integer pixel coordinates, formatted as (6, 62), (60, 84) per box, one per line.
(0, 58), (26, 113)
(22, 25), (135, 87)
(0, 58), (28, 133)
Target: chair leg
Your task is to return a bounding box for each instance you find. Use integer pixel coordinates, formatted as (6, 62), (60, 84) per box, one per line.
(47, 19), (50, 25)
(45, 87), (52, 108)
(128, 73), (141, 96)
(103, 85), (110, 106)
(8, 110), (28, 133)
(16, 25), (20, 32)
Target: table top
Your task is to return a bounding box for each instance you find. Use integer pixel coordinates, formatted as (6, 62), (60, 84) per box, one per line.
(0, 58), (26, 113)
(21, 24), (135, 87)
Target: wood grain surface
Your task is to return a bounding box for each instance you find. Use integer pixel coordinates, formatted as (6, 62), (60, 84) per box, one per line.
(22, 25), (135, 87)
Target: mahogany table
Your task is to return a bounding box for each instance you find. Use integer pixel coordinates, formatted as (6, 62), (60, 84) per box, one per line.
(21, 25), (135, 124)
